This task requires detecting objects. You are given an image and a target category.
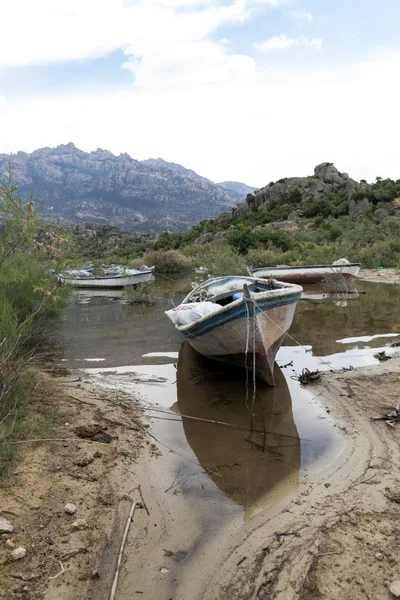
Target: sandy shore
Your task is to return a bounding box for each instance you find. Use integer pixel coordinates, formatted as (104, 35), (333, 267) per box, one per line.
(200, 357), (400, 600)
(2, 358), (400, 599)
(0, 373), (151, 600)
(359, 268), (400, 285)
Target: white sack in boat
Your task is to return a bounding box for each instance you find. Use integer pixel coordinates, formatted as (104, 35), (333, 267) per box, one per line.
(332, 258), (351, 265)
(165, 302), (222, 326)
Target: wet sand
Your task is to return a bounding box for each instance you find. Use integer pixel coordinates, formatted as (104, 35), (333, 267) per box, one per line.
(2, 359), (400, 600)
(359, 268), (400, 285)
(0, 374), (147, 600)
(109, 357), (400, 600)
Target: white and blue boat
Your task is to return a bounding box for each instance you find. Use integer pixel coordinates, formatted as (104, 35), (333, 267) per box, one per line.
(166, 276), (302, 385)
(58, 267), (155, 288)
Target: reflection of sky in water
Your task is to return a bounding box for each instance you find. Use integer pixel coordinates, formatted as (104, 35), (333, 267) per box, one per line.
(336, 333), (399, 344)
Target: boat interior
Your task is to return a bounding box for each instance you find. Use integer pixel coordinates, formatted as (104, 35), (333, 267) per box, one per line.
(187, 277), (281, 307)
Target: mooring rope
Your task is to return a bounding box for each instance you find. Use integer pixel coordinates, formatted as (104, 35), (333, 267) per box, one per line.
(244, 301), (252, 418)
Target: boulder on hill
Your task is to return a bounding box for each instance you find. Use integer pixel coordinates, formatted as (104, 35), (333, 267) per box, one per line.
(234, 163), (371, 217)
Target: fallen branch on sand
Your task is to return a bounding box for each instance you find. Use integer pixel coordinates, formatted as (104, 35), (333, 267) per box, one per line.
(350, 474), (378, 488)
(109, 500), (141, 600)
(48, 558), (71, 580)
(292, 368), (321, 385)
(372, 403), (400, 426)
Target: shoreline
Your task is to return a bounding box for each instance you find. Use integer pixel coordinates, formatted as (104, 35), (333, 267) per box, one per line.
(359, 268), (400, 285)
(0, 373), (149, 600)
(2, 356), (400, 599)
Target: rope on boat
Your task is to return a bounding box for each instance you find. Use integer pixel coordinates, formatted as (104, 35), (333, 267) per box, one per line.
(155, 272), (180, 282)
(244, 293), (257, 435)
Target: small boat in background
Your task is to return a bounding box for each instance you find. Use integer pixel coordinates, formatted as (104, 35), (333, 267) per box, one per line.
(249, 259), (361, 284)
(166, 276), (302, 386)
(81, 264), (94, 272)
(58, 268), (155, 288)
(102, 264), (155, 276)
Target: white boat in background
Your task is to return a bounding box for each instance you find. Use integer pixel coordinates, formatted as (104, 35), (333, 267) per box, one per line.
(58, 268), (155, 288)
(250, 259), (361, 284)
(166, 276), (302, 386)
(102, 265), (155, 276)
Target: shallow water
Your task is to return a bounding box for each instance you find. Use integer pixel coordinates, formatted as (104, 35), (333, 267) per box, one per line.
(61, 277), (400, 597)
(62, 277), (400, 513)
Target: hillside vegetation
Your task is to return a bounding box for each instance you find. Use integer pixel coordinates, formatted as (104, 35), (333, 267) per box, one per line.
(0, 167), (68, 475)
(142, 162), (400, 270)
(61, 162), (400, 274)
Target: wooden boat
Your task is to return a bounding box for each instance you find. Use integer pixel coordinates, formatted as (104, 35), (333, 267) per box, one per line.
(166, 276), (302, 385)
(176, 342), (300, 515)
(250, 261), (361, 284)
(58, 268), (155, 288)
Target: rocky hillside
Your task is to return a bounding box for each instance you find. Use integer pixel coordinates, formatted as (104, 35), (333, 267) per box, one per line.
(0, 144), (244, 232)
(234, 162), (371, 219)
(218, 181), (258, 199)
(164, 162), (400, 261)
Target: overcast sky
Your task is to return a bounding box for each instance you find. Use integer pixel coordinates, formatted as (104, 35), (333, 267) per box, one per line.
(0, 0), (399, 187)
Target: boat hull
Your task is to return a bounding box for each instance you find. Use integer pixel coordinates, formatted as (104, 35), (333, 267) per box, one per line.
(251, 264), (361, 284)
(179, 285), (300, 385)
(58, 271), (154, 288)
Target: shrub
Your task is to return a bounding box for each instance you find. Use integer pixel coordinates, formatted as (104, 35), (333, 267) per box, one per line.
(122, 283), (155, 305)
(0, 164), (67, 475)
(227, 225), (255, 254)
(195, 244), (247, 276)
(141, 249), (191, 273)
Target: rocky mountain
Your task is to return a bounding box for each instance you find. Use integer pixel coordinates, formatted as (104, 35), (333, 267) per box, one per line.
(217, 181), (258, 199)
(231, 162), (371, 220)
(141, 158), (207, 183)
(0, 144), (241, 232)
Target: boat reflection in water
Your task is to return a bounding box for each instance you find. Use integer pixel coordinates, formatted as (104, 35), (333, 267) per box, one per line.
(176, 342), (300, 518)
(301, 288), (359, 304)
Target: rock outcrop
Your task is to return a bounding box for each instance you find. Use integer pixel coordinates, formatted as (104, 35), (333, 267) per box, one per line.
(235, 162), (371, 217)
(0, 144), (241, 232)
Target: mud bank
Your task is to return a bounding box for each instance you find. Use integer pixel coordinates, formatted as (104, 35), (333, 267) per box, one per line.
(190, 357), (400, 600)
(359, 268), (400, 285)
(2, 359), (400, 600)
(0, 373), (149, 600)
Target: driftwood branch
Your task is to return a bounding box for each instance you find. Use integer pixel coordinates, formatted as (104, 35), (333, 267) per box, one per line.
(109, 501), (138, 600)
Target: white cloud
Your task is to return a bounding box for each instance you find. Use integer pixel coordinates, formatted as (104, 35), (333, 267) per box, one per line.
(254, 33), (322, 52)
(1, 50), (400, 187)
(0, 0), (279, 68)
(288, 10), (313, 23)
(0, 1), (398, 188)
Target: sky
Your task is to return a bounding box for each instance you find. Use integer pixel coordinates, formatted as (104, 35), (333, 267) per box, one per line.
(0, 0), (399, 187)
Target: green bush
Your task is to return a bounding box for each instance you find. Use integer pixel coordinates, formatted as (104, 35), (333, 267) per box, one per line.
(141, 249), (191, 273)
(122, 283), (155, 305)
(195, 244), (247, 276)
(0, 165), (67, 475)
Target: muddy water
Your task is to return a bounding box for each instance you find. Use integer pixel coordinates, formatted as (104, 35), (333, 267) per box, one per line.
(62, 278), (400, 598)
